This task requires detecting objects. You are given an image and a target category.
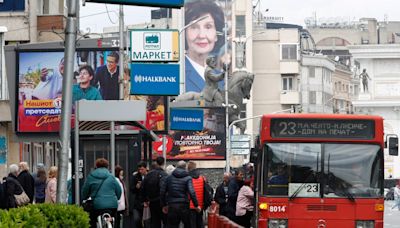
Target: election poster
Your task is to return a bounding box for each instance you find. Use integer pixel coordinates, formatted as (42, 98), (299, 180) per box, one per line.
(17, 49), (120, 133)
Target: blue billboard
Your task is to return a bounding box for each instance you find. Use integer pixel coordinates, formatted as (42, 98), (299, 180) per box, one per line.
(130, 63), (180, 95)
(170, 108), (204, 131)
(85, 0), (184, 8)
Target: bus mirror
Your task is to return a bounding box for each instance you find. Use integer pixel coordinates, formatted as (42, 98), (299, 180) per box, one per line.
(389, 137), (399, 156)
(250, 148), (258, 163)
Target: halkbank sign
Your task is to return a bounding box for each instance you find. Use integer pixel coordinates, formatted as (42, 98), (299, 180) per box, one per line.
(130, 29), (180, 62)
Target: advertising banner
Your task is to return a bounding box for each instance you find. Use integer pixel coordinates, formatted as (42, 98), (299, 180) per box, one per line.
(0, 136), (6, 164)
(154, 107), (226, 160)
(130, 63), (180, 96)
(17, 50), (120, 133)
(184, 0), (232, 93)
(130, 29), (179, 62)
(85, 0), (184, 8)
(170, 108), (204, 131)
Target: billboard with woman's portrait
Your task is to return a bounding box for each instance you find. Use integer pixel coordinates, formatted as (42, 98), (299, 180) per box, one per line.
(16, 49), (120, 133)
(184, 0), (232, 93)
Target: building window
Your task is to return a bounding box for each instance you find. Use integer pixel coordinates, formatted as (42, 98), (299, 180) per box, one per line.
(282, 75), (294, 91)
(281, 44), (297, 60)
(235, 15), (246, 37)
(309, 91), (316, 104)
(309, 67), (315, 78)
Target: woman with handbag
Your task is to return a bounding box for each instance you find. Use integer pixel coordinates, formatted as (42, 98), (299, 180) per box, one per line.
(5, 164), (24, 209)
(45, 166), (58, 203)
(82, 158), (122, 228)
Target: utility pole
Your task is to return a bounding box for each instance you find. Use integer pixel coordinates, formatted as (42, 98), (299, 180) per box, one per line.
(224, 0), (230, 173)
(58, 0), (78, 203)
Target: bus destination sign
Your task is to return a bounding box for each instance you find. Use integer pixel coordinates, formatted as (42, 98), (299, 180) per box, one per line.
(270, 118), (375, 139)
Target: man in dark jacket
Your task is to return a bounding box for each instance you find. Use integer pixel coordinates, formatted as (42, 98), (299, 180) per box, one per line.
(226, 169), (245, 222)
(130, 161), (148, 228)
(141, 156), (167, 228)
(82, 158), (122, 228)
(17, 162), (34, 204)
(214, 172), (231, 216)
(161, 160), (201, 228)
(6, 164), (24, 209)
(93, 51), (120, 100)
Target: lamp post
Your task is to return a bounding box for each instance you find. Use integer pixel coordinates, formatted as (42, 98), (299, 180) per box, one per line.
(226, 108), (293, 172)
(233, 31), (265, 69)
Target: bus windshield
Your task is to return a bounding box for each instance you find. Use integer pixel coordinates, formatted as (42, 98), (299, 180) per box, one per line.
(262, 143), (383, 199)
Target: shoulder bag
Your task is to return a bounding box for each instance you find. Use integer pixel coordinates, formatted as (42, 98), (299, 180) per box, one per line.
(14, 180), (30, 207)
(82, 175), (108, 212)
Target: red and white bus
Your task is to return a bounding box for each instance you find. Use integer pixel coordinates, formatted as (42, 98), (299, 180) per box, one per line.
(251, 114), (397, 228)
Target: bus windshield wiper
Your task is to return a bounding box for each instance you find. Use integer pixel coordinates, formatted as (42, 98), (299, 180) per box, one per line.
(339, 182), (355, 202)
(290, 154), (320, 201)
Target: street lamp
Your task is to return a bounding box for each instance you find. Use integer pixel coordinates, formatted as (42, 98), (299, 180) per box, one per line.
(233, 31), (265, 69)
(226, 108), (293, 173)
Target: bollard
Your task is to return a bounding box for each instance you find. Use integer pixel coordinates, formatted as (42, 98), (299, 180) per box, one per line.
(207, 212), (216, 228)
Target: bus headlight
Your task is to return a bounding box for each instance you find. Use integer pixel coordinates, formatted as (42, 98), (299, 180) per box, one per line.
(268, 219), (288, 228)
(355, 220), (374, 228)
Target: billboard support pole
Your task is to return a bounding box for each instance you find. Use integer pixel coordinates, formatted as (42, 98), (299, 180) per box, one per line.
(74, 101), (80, 205)
(58, 0), (78, 204)
(119, 5), (124, 99)
(162, 134), (167, 169)
(111, 121), (115, 175)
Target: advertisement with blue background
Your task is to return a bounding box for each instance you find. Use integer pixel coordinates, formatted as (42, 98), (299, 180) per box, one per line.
(85, 0), (184, 8)
(170, 108), (204, 131)
(130, 63), (179, 95)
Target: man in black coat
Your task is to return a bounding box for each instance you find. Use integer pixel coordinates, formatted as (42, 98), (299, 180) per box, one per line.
(226, 169), (245, 222)
(17, 162), (35, 204)
(160, 160), (201, 228)
(6, 164), (24, 209)
(130, 161), (148, 228)
(141, 157), (168, 228)
(214, 172), (231, 216)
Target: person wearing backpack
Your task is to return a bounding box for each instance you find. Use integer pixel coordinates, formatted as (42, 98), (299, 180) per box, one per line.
(141, 156), (167, 228)
(187, 161), (213, 228)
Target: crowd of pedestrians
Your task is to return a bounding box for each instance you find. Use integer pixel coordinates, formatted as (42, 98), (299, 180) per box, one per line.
(0, 162), (58, 209)
(0, 158), (256, 228)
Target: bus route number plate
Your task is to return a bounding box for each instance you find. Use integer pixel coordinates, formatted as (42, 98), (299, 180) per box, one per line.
(288, 183), (320, 197)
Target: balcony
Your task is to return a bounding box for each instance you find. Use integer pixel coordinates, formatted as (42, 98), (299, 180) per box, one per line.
(280, 91), (300, 104)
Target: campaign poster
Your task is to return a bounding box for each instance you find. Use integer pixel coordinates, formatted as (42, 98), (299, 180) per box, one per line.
(125, 96), (167, 132)
(184, 0), (232, 93)
(153, 107), (226, 160)
(17, 50), (120, 133)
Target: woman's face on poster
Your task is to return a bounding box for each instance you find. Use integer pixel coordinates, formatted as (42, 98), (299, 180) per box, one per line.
(186, 13), (218, 56)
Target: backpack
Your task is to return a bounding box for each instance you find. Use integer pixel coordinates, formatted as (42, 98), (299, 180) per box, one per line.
(0, 180), (7, 209)
(203, 178), (213, 210)
(144, 169), (165, 201)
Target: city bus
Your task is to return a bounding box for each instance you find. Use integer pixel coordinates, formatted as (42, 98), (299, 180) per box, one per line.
(251, 113), (398, 228)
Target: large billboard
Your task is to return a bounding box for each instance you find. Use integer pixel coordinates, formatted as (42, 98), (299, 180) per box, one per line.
(17, 49), (120, 133)
(184, 0), (231, 93)
(153, 107), (226, 160)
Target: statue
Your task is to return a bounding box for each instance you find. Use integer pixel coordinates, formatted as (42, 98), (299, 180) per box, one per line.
(203, 56), (225, 106)
(175, 61), (255, 133)
(359, 68), (371, 92)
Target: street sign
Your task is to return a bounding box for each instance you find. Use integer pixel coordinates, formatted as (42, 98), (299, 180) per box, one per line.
(130, 29), (179, 62)
(85, 0), (184, 8)
(232, 148), (250, 155)
(152, 135), (173, 153)
(231, 134), (251, 142)
(130, 63), (180, 95)
(231, 141), (250, 149)
(170, 108), (204, 131)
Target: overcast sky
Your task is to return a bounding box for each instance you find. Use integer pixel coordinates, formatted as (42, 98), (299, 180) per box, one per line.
(79, 0), (400, 33)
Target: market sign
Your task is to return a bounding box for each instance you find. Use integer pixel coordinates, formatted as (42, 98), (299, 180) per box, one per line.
(130, 63), (180, 96)
(85, 0), (184, 8)
(170, 108), (204, 131)
(130, 29), (179, 62)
